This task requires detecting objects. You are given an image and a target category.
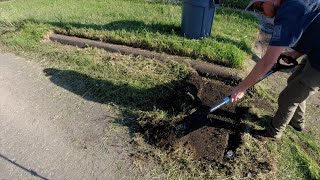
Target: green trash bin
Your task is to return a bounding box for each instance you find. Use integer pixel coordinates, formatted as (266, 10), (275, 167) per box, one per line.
(181, 0), (215, 39)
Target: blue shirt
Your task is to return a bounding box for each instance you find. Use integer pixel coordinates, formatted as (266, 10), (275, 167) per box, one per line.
(293, 15), (320, 70)
(269, 0), (320, 70)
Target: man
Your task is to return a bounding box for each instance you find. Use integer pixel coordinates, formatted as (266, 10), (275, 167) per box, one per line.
(230, 0), (320, 141)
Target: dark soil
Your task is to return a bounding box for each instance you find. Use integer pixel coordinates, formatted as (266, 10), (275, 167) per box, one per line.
(143, 73), (250, 163)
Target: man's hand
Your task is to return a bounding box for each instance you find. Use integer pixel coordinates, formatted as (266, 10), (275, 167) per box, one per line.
(280, 51), (303, 64)
(229, 46), (286, 103)
(230, 84), (246, 103)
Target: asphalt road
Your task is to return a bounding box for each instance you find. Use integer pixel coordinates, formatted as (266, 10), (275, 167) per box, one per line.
(0, 53), (135, 180)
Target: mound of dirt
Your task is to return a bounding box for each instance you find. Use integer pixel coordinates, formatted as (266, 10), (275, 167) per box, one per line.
(143, 73), (246, 162)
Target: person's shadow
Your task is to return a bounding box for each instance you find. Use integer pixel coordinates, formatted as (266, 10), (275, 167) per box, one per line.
(43, 68), (198, 116)
(43, 68), (272, 145)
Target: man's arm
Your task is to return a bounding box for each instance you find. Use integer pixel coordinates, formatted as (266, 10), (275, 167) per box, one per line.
(230, 45), (286, 103)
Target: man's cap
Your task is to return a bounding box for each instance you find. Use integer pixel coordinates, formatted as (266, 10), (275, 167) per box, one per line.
(245, 0), (269, 11)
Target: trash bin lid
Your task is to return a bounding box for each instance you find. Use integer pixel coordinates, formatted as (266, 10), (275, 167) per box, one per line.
(182, 0), (213, 7)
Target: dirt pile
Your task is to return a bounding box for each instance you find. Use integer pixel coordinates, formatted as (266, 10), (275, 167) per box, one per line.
(143, 73), (246, 162)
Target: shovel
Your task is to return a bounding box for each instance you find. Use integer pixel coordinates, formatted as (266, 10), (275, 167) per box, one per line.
(209, 55), (299, 113)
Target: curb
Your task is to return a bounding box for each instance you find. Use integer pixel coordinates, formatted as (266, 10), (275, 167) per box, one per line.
(49, 33), (243, 82)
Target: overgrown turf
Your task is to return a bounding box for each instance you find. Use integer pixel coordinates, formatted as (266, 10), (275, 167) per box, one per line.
(0, 0), (258, 68)
(269, 130), (320, 180)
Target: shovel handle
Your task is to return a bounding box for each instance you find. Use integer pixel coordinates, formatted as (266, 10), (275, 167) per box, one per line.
(209, 96), (230, 113)
(208, 55), (298, 113)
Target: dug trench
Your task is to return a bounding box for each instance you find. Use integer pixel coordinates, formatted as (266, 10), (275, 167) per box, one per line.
(138, 71), (273, 164)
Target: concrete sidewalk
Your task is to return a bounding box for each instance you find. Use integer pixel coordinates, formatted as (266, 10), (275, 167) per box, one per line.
(0, 53), (135, 180)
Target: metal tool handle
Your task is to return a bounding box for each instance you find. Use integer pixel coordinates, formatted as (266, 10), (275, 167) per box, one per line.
(209, 96), (230, 113)
(209, 55), (299, 113)
(259, 55), (298, 82)
(209, 69), (274, 113)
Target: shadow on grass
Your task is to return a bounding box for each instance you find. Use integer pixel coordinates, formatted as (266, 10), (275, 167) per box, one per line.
(43, 67), (200, 138)
(176, 106), (259, 151)
(43, 67), (197, 116)
(3, 17), (257, 68)
(46, 19), (255, 68)
(48, 20), (181, 36)
(182, 106), (273, 136)
(43, 68), (270, 143)
(48, 19), (253, 53)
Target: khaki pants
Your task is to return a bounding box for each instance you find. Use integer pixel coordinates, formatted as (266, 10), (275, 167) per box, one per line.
(268, 56), (320, 138)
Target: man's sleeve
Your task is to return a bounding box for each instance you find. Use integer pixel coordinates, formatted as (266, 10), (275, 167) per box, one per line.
(292, 16), (320, 54)
(292, 36), (308, 54)
(269, 7), (305, 47)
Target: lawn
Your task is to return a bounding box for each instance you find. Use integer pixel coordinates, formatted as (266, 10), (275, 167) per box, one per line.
(0, 0), (258, 68)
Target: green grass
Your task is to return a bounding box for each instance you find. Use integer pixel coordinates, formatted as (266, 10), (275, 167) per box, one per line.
(255, 81), (320, 180)
(221, 0), (251, 9)
(269, 130), (320, 180)
(0, 0), (258, 68)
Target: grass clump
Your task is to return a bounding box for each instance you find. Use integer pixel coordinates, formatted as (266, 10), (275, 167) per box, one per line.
(268, 129), (320, 180)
